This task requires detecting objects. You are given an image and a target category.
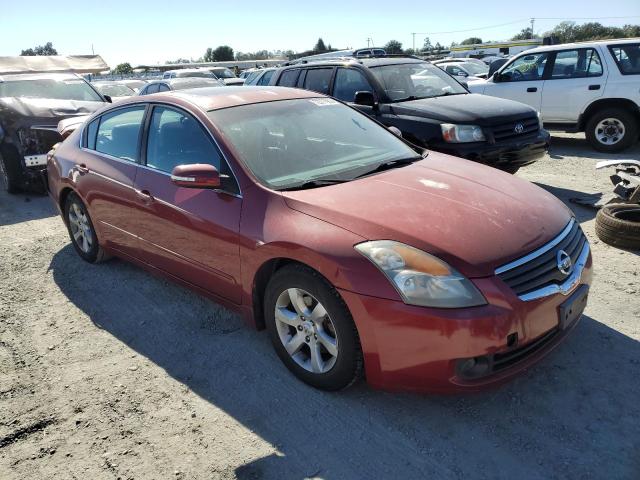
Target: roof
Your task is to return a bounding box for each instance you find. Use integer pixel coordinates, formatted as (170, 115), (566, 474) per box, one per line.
(0, 72), (82, 82)
(281, 56), (424, 69)
(163, 86), (323, 111)
(0, 55), (109, 74)
(148, 77), (220, 87)
(522, 37), (640, 54)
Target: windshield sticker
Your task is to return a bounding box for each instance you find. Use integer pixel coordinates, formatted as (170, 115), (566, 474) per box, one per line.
(309, 98), (338, 106)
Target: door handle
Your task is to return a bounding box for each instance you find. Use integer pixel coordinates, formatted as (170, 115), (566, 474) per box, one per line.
(76, 163), (89, 174)
(135, 189), (154, 203)
(588, 84), (601, 90)
(527, 87), (537, 92)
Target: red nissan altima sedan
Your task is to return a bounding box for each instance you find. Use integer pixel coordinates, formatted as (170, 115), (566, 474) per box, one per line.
(47, 87), (592, 393)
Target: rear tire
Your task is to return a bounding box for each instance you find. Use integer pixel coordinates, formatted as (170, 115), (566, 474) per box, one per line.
(595, 204), (640, 250)
(264, 264), (363, 391)
(0, 150), (23, 194)
(64, 192), (109, 263)
(585, 108), (638, 153)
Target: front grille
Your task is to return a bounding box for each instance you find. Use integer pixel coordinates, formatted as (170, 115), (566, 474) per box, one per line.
(489, 115), (539, 143)
(496, 220), (588, 297)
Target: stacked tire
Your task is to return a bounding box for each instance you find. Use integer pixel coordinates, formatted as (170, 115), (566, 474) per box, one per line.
(595, 204), (640, 250)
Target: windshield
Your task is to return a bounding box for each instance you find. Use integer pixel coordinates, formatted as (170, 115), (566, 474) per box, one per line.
(459, 62), (488, 75)
(370, 63), (467, 101)
(96, 84), (135, 97)
(0, 77), (104, 101)
(212, 68), (235, 78)
(209, 98), (420, 190)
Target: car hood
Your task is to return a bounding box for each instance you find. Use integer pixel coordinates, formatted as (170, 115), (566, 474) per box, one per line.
(0, 97), (105, 154)
(388, 93), (534, 126)
(282, 154), (571, 278)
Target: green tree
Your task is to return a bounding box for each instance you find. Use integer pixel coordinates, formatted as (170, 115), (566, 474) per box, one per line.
(422, 37), (433, 52)
(213, 45), (234, 61)
(20, 42), (58, 56)
(404, 48), (416, 56)
(314, 38), (327, 52)
(112, 63), (133, 75)
(204, 48), (215, 62)
(384, 39), (403, 54)
(434, 42), (443, 52)
(511, 28), (533, 41)
(460, 37), (482, 45)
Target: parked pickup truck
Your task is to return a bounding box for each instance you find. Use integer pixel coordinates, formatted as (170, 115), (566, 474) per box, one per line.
(468, 39), (640, 152)
(269, 55), (550, 173)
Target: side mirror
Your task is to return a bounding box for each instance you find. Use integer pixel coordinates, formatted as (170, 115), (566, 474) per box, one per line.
(492, 72), (501, 83)
(171, 164), (221, 189)
(103, 95), (113, 103)
(354, 91), (376, 108)
(388, 126), (402, 137)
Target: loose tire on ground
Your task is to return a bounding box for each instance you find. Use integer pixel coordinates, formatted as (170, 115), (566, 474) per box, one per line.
(264, 263), (363, 391)
(595, 204), (640, 250)
(64, 192), (109, 263)
(585, 108), (638, 153)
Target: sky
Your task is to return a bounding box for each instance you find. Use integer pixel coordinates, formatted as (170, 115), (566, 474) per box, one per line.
(1, 1), (639, 68)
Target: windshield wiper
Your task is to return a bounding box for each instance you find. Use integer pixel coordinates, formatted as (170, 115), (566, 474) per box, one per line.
(353, 156), (422, 179)
(437, 91), (466, 97)
(277, 178), (349, 191)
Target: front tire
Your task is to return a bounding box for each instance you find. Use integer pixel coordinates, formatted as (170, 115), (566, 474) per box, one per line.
(585, 108), (638, 153)
(64, 192), (108, 263)
(264, 264), (363, 391)
(0, 150), (23, 194)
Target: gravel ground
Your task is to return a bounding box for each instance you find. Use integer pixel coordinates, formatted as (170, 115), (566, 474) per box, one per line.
(1, 133), (639, 480)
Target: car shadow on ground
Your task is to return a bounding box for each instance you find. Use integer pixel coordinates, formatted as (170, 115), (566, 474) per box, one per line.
(548, 135), (640, 161)
(49, 245), (640, 479)
(0, 191), (56, 226)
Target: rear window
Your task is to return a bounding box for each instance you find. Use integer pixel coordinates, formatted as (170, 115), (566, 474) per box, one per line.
(608, 44), (640, 75)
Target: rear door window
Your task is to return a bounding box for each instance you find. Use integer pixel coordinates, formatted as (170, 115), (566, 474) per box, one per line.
(94, 106), (146, 162)
(157, 84), (171, 92)
(332, 68), (373, 102)
(303, 68), (334, 94)
(277, 69), (300, 87)
(549, 49), (602, 79)
(608, 43), (640, 75)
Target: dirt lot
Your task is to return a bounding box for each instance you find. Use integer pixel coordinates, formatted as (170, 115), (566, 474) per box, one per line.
(1, 133), (639, 480)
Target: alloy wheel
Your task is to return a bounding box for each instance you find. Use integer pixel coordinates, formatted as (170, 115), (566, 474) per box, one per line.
(595, 118), (625, 145)
(68, 202), (93, 253)
(274, 288), (339, 374)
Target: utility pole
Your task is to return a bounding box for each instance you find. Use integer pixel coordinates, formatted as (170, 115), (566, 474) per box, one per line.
(530, 18), (535, 38)
(412, 33), (416, 53)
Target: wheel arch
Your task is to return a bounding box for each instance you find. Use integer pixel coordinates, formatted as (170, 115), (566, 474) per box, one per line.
(252, 257), (320, 330)
(58, 186), (76, 224)
(579, 98), (640, 131)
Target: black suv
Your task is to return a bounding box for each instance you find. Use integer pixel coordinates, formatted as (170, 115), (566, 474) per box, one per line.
(269, 56), (550, 173)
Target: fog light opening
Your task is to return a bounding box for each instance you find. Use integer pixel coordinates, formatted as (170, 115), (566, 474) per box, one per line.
(507, 332), (519, 348)
(457, 356), (491, 379)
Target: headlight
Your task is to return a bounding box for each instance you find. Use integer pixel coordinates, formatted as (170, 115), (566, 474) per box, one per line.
(441, 124), (486, 143)
(536, 111), (543, 129)
(355, 240), (487, 308)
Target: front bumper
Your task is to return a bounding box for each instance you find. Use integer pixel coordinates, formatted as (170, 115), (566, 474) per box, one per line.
(434, 129), (550, 170)
(339, 251), (592, 393)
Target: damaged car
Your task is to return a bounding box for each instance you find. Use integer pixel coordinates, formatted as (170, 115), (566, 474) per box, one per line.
(0, 72), (107, 193)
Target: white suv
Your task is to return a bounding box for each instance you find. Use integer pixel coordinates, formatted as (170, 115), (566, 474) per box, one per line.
(468, 39), (640, 152)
